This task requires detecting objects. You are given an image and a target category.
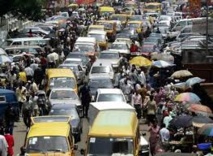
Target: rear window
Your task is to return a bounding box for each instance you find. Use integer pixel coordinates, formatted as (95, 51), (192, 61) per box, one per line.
(91, 66), (112, 74)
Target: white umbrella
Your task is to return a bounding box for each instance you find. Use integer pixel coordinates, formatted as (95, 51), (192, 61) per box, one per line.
(186, 77), (205, 88)
(152, 60), (175, 68)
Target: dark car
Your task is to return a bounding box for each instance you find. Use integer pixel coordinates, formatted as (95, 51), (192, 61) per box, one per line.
(66, 52), (91, 73)
(88, 77), (114, 100)
(49, 104), (82, 143)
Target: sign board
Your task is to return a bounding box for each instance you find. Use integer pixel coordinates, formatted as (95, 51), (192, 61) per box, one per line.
(192, 18), (213, 35)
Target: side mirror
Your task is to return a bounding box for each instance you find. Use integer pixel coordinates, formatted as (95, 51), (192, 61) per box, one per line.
(74, 144), (78, 150)
(80, 149), (85, 155)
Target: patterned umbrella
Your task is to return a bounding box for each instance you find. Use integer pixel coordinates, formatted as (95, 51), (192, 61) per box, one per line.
(187, 104), (212, 116)
(174, 92), (201, 103)
(198, 124), (213, 136)
(192, 115), (213, 128)
(171, 70), (193, 78)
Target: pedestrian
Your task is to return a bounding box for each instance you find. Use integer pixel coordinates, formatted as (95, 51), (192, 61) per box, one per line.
(24, 66), (34, 81)
(0, 129), (8, 156)
(4, 105), (16, 135)
(33, 64), (43, 87)
(4, 128), (14, 156)
(16, 83), (27, 116)
(148, 120), (160, 156)
(131, 90), (142, 119)
(22, 95), (33, 129)
(147, 95), (157, 125)
(79, 81), (91, 118)
(159, 123), (170, 151)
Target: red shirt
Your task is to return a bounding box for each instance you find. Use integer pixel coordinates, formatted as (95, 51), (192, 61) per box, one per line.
(4, 134), (14, 156)
(130, 44), (138, 52)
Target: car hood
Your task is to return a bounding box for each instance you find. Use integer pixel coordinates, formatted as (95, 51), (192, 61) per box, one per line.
(49, 99), (81, 106)
(108, 49), (130, 54)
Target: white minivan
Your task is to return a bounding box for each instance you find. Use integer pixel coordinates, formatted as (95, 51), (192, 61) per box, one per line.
(2, 37), (50, 48)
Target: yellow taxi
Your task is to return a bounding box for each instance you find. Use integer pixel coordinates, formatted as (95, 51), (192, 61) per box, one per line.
(110, 14), (128, 26)
(88, 25), (105, 32)
(99, 6), (115, 16)
(87, 30), (108, 50)
(45, 68), (78, 93)
(126, 21), (143, 33)
(96, 20), (117, 42)
(144, 2), (162, 13)
(22, 116), (78, 156)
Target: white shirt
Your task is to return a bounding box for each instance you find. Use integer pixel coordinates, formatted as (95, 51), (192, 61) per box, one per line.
(163, 115), (173, 128)
(131, 93), (142, 106)
(24, 67), (34, 76)
(122, 83), (133, 95)
(160, 127), (170, 142)
(138, 71), (146, 85)
(0, 135), (8, 156)
(30, 63), (39, 71)
(47, 53), (55, 63)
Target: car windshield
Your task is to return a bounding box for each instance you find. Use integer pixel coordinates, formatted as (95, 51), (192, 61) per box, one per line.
(97, 93), (125, 102)
(60, 65), (78, 72)
(50, 78), (76, 89)
(110, 16), (126, 21)
(127, 23), (140, 28)
(88, 34), (105, 42)
(63, 60), (81, 65)
(91, 66), (111, 74)
(110, 44), (127, 50)
(89, 79), (113, 89)
(88, 137), (133, 155)
(145, 4), (160, 10)
(103, 23), (113, 30)
(50, 107), (79, 119)
(73, 45), (94, 52)
(50, 90), (78, 100)
(141, 46), (154, 52)
(26, 136), (68, 153)
(129, 16), (142, 21)
(99, 53), (119, 59)
(116, 33), (130, 38)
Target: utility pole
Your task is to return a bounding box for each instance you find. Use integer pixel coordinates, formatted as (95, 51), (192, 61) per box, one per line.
(206, 0), (209, 54)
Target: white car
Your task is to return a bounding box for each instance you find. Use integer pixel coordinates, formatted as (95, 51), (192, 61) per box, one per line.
(94, 88), (126, 103)
(63, 58), (84, 67)
(48, 88), (81, 108)
(89, 60), (114, 80)
(98, 50), (121, 68)
(109, 41), (130, 54)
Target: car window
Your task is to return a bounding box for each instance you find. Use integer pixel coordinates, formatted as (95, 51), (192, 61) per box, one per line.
(78, 65), (82, 71)
(91, 66), (112, 74)
(12, 42), (22, 46)
(97, 93), (125, 102)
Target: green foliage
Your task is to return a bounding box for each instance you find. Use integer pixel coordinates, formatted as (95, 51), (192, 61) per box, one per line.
(0, 0), (47, 21)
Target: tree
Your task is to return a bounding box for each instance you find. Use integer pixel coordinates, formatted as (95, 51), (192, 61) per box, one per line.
(0, 0), (47, 21)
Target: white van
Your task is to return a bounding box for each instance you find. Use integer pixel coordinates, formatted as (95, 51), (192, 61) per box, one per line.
(168, 18), (203, 39)
(74, 37), (100, 53)
(2, 37), (50, 48)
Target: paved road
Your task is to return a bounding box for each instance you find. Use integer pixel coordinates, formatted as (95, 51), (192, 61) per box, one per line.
(14, 117), (150, 156)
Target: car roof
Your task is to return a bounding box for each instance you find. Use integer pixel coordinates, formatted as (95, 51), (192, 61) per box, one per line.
(88, 30), (107, 35)
(89, 76), (111, 80)
(60, 64), (79, 67)
(65, 58), (82, 61)
(112, 41), (127, 44)
(28, 122), (70, 138)
(5, 45), (42, 49)
(50, 88), (75, 91)
(100, 50), (119, 54)
(51, 104), (76, 109)
(89, 110), (138, 137)
(97, 88), (123, 94)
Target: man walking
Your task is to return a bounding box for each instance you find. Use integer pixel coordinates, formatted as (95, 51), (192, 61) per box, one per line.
(79, 81), (91, 118)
